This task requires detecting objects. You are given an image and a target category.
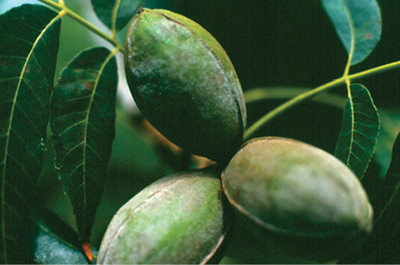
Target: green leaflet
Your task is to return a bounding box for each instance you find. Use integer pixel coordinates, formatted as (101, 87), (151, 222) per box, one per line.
(50, 47), (118, 243)
(91, 0), (145, 32)
(334, 84), (379, 179)
(26, 208), (97, 264)
(0, 4), (61, 263)
(321, 0), (381, 65)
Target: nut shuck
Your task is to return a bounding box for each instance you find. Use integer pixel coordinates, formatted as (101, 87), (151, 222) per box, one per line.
(97, 168), (234, 264)
(222, 137), (373, 260)
(124, 8), (246, 163)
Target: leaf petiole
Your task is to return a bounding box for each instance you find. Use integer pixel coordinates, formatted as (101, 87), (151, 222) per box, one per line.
(37, 0), (124, 52)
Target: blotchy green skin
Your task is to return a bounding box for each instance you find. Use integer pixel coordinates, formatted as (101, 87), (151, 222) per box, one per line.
(97, 168), (234, 264)
(222, 137), (373, 237)
(124, 9), (246, 162)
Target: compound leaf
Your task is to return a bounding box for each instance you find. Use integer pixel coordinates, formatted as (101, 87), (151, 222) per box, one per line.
(321, 0), (381, 65)
(91, 0), (144, 32)
(334, 84), (379, 179)
(0, 4), (61, 263)
(50, 47), (118, 243)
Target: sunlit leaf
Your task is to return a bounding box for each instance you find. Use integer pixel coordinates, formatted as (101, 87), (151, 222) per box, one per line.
(50, 47), (118, 243)
(334, 84), (379, 179)
(91, 0), (144, 32)
(321, 0), (381, 65)
(25, 208), (97, 264)
(0, 4), (61, 263)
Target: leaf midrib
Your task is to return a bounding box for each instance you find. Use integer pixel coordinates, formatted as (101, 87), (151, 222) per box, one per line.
(111, 0), (121, 34)
(79, 48), (118, 234)
(346, 86), (355, 166)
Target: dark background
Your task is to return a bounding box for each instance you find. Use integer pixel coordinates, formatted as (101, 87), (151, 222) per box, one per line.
(167, 0), (400, 154)
(171, 1), (400, 106)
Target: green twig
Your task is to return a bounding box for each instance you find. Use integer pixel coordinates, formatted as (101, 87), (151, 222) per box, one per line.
(244, 87), (347, 108)
(38, 0), (125, 52)
(244, 60), (400, 141)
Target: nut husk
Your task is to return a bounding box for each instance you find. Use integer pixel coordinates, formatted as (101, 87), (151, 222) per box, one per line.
(222, 137), (373, 261)
(97, 167), (234, 264)
(124, 9), (246, 163)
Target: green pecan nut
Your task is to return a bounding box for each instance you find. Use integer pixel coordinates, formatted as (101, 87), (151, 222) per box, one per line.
(222, 137), (373, 261)
(97, 167), (234, 264)
(124, 9), (246, 163)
